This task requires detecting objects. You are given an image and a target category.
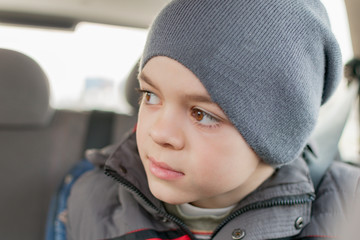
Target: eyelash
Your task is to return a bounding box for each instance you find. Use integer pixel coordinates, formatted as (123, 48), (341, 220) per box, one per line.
(190, 107), (221, 129)
(137, 88), (221, 129)
(136, 89), (156, 104)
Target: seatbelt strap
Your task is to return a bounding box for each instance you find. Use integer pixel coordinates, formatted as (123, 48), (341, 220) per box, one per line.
(84, 110), (115, 151)
(304, 61), (360, 190)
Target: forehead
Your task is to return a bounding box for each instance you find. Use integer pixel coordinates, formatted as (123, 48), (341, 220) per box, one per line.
(139, 56), (211, 98)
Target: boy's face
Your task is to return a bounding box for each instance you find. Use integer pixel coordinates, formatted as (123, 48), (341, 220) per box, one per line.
(136, 56), (274, 208)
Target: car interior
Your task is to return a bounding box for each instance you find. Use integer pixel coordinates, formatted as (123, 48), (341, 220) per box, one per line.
(0, 0), (360, 239)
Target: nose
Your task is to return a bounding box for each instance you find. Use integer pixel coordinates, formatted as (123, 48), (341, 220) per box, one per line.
(149, 108), (185, 150)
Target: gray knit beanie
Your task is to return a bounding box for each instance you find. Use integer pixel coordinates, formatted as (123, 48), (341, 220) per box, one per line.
(141, 0), (342, 167)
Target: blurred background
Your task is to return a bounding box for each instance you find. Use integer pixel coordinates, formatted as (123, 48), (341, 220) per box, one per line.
(1, 0), (360, 239)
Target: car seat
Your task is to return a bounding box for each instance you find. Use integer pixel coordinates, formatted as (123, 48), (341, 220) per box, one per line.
(44, 59), (140, 240)
(0, 48), (60, 240)
(0, 48), (139, 240)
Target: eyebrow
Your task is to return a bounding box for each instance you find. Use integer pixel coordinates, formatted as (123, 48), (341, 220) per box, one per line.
(138, 72), (158, 89)
(138, 71), (214, 104)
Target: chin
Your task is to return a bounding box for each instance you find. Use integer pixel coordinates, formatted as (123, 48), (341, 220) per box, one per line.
(153, 191), (187, 205)
(149, 185), (191, 205)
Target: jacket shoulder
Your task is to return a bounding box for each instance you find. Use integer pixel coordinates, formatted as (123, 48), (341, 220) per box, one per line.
(328, 160), (360, 180)
(299, 161), (360, 238)
(66, 168), (120, 240)
(317, 161), (360, 215)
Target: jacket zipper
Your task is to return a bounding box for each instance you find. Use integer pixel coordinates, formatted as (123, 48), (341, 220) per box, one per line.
(211, 193), (315, 239)
(104, 167), (197, 240)
(105, 166), (315, 240)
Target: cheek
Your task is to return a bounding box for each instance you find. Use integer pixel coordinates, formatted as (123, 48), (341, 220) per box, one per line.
(136, 107), (151, 153)
(188, 129), (260, 185)
(192, 142), (242, 179)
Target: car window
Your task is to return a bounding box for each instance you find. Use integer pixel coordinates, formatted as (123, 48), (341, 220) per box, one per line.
(320, 0), (358, 162)
(0, 22), (147, 113)
(321, 0), (353, 61)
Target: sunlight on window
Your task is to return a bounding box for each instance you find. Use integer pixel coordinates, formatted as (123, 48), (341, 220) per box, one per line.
(0, 22), (147, 113)
(320, 0), (358, 162)
(321, 0), (353, 62)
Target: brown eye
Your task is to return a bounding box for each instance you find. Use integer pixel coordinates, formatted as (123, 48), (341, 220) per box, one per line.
(138, 90), (160, 105)
(191, 109), (204, 121)
(190, 107), (221, 127)
(145, 92), (151, 102)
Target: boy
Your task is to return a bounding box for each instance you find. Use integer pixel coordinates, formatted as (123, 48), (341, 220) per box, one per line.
(66, 0), (360, 239)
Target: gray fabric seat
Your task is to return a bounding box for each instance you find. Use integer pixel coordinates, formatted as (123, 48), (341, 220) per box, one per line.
(0, 49), (138, 240)
(112, 59), (140, 143)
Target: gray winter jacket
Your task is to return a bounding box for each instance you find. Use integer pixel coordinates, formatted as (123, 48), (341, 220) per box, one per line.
(66, 132), (360, 240)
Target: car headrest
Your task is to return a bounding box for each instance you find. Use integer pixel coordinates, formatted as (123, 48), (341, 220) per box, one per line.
(0, 48), (54, 127)
(124, 59), (140, 113)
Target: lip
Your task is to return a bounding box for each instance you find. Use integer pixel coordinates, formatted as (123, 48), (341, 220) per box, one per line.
(148, 156), (184, 180)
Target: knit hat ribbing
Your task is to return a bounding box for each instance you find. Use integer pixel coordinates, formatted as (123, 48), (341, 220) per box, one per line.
(141, 0), (342, 167)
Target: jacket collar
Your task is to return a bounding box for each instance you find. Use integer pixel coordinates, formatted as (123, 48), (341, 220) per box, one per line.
(211, 157), (315, 239)
(236, 154), (315, 209)
(104, 132), (164, 211)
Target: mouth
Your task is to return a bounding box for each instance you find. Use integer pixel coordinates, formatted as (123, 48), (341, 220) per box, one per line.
(148, 156), (184, 180)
